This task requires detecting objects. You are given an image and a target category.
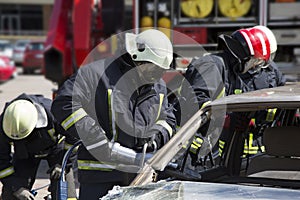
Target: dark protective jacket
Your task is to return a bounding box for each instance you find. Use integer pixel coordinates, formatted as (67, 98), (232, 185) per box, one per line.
(181, 51), (286, 159)
(51, 56), (176, 184)
(180, 51), (286, 124)
(0, 93), (63, 192)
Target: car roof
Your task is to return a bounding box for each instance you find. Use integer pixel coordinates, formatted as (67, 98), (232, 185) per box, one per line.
(205, 83), (300, 112)
(0, 40), (10, 44)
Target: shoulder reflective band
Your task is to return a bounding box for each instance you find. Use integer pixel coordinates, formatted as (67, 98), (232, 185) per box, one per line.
(77, 160), (116, 171)
(234, 89), (242, 94)
(266, 108), (277, 122)
(156, 120), (173, 138)
(61, 108), (87, 130)
(156, 93), (164, 121)
(47, 128), (56, 141)
(0, 166), (14, 178)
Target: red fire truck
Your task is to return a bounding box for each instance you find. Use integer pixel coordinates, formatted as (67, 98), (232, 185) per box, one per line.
(44, 0), (300, 87)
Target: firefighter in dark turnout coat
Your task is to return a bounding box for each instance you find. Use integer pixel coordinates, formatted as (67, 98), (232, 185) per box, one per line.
(51, 29), (176, 199)
(179, 26), (285, 165)
(0, 93), (76, 200)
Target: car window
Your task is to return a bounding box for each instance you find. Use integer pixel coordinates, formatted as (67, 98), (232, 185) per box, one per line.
(17, 42), (29, 47)
(29, 43), (44, 50)
(0, 43), (12, 50)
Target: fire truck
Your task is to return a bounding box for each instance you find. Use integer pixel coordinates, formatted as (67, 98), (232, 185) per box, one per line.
(44, 0), (300, 88)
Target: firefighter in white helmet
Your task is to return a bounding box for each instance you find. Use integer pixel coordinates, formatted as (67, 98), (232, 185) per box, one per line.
(178, 25), (285, 167)
(51, 29), (176, 199)
(0, 93), (76, 200)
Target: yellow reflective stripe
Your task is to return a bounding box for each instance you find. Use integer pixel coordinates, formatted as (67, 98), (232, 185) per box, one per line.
(243, 133), (259, 155)
(192, 141), (201, 148)
(156, 93), (164, 121)
(61, 108), (87, 130)
(216, 87), (225, 99)
(156, 120), (173, 137)
(200, 101), (211, 109)
(234, 89), (242, 94)
(266, 108), (277, 122)
(195, 137), (203, 144)
(58, 136), (65, 144)
(0, 166), (14, 178)
(190, 144), (198, 154)
(218, 140), (225, 156)
(192, 137), (203, 147)
(219, 140), (225, 148)
(77, 160), (115, 171)
(47, 128), (56, 141)
(190, 136), (203, 154)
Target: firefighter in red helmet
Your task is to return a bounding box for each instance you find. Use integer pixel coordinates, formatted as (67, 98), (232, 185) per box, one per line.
(178, 25), (285, 166)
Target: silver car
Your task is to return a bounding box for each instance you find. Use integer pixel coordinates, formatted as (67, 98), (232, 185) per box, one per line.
(102, 83), (300, 200)
(12, 39), (30, 65)
(0, 40), (13, 59)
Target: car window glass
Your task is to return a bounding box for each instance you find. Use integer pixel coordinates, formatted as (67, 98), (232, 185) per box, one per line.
(29, 43), (44, 50)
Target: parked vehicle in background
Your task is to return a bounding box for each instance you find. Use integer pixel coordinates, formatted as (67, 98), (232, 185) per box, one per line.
(12, 39), (30, 65)
(0, 55), (17, 83)
(22, 40), (45, 74)
(0, 40), (13, 60)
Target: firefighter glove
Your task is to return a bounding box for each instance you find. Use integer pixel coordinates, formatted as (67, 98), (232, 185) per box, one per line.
(47, 164), (62, 180)
(13, 187), (35, 200)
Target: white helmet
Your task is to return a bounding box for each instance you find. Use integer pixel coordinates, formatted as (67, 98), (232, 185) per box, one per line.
(125, 29), (173, 69)
(3, 100), (38, 140)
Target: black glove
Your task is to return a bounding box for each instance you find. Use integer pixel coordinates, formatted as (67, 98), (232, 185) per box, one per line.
(189, 135), (204, 166)
(13, 187), (35, 200)
(47, 164), (62, 180)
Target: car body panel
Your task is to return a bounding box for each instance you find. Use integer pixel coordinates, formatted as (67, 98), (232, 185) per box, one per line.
(0, 55), (17, 82)
(0, 40), (13, 59)
(22, 40), (45, 74)
(12, 39), (30, 64)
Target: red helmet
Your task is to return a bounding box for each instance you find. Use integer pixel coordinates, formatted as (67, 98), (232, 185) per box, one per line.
(232, 25), (277, 62)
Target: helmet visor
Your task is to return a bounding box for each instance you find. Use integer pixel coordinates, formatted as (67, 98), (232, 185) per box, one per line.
(243, 57), (265, 73)
(33, 102), (48, 128)
(135, 62), (166, 83)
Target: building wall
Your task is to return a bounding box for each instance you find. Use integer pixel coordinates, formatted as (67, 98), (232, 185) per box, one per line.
(0, 1), (53, 41)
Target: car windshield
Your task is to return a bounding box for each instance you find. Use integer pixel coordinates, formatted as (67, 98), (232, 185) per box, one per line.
(0, 43), (11, 50)
(15, 40), (29, 48)
(29, 43), (44, 50)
